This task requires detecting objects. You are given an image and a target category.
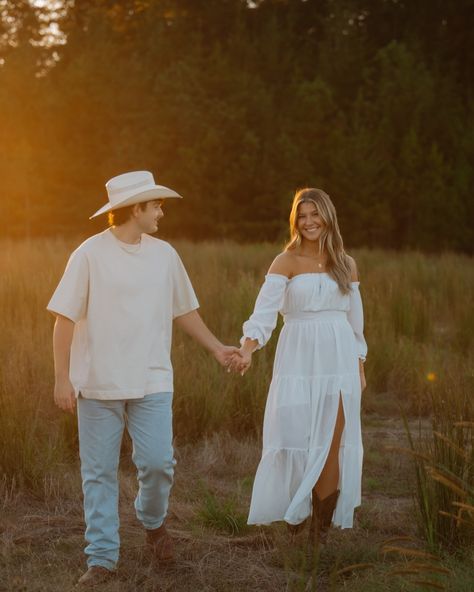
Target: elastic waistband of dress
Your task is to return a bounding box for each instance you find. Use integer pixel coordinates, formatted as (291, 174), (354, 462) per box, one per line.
(283, 310), (347, 323)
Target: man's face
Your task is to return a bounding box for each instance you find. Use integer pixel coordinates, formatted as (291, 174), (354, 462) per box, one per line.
(135, 200), (164, 233)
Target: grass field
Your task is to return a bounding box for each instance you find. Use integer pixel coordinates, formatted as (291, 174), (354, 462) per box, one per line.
(0, 238), (473, 590)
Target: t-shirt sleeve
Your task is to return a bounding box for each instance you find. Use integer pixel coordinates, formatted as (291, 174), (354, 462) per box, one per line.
(47, 248), (89, 322)
(170, 249), (199, 319)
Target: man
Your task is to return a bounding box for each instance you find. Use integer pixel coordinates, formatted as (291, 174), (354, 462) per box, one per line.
(47, 171), (240, 587)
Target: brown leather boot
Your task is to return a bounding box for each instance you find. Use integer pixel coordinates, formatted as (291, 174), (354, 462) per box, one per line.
(308, 489), (340, 545)
(146, 523), (175, 564)
(76, 566), (115, 587)
(286, 519), (308, 539)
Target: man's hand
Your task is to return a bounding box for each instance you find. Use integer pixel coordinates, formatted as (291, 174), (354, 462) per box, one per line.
(359, 360), (366, 392)
(54, 376), (76, 413)
(213, 345), (243, 369)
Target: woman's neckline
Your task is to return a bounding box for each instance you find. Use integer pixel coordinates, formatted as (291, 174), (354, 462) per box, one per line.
(290, 272), (329, 279)
(267, 272), (359, 286)
(268, 272), (329, 280)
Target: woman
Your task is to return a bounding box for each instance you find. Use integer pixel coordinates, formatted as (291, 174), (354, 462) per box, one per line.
(232, 188), (367, 544)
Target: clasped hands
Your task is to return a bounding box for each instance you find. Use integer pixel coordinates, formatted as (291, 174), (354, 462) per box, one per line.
(215, 342), (254, 376)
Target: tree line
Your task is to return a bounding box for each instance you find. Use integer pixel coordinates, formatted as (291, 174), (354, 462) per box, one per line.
(1, 0), (473, 251)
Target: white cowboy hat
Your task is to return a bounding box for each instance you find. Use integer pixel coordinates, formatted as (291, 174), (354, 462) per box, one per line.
(90, 170), (182, 219)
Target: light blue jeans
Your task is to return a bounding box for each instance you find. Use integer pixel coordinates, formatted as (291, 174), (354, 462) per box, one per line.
(77, 392), (175, 570)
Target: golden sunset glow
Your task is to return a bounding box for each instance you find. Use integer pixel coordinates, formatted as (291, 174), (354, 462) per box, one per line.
(1, 1), (473, 589)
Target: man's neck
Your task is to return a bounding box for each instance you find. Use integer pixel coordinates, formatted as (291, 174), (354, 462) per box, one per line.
(110, 224), (142, 245)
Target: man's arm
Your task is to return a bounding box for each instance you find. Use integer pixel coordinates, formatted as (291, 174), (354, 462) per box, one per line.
(52, 314), (76, 413)
(174, 310), (241, 368)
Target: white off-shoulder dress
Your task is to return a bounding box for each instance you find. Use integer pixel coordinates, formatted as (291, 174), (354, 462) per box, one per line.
(242, 272), (367, 528)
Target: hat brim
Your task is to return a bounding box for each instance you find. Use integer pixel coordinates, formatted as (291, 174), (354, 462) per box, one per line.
(89, 185), (182, 219)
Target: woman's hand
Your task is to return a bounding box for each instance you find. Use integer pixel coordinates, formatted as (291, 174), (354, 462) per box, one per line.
(232, 348), (252, 375)
(213, 344), (243, 369)
(228, 339), (256, 375)
(227, 338), (258, 375)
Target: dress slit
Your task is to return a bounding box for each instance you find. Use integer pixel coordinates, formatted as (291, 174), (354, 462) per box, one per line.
(316, 392), (345, 501)
(284, 392), (345, 525)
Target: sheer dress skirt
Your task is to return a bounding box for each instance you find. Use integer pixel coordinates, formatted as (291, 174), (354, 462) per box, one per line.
(247, 310), (363, 528)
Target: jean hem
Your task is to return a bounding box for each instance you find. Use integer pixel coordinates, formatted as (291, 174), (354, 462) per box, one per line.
(141, 517), (166, 531)
(87, 558), (117, 571)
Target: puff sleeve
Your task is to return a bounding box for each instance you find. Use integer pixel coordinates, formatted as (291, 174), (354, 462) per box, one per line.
(347, 282), (368, 361)
(241, 274), (289, 349)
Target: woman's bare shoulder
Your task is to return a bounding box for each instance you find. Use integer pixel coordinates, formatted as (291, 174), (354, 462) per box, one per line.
(267, 251), (297, 278)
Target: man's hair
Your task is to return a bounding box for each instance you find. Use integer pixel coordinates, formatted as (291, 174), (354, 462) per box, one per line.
(108, 202), (147, 227)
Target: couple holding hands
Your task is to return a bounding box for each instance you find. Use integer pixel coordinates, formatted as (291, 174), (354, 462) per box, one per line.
(48, 171), (367, 587)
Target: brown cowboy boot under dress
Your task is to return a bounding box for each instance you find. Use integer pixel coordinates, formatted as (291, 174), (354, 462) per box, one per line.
(308, 489), (340, 545)
(286, 519), (308, 539)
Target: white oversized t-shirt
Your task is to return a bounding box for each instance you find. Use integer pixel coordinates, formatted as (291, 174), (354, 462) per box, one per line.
(47, 229), (199, 399)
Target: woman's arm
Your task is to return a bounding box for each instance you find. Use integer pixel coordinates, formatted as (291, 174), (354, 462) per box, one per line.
(231, 253), (292, 374)
(347, 255), (367, 392)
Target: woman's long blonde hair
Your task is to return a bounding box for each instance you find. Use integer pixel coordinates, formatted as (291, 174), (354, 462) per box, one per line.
(286, 188), (352, 294)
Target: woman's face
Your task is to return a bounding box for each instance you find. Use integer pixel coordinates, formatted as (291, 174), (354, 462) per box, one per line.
(296, 201), (325, 243)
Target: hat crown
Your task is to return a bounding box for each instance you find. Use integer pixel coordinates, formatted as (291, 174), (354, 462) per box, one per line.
(106, 171), (156, 206)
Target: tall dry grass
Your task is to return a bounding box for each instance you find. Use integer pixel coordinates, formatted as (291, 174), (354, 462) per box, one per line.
(0, 238), (473, 523)
(400, 379), (474, 552)
(0, 238), (75, 489)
